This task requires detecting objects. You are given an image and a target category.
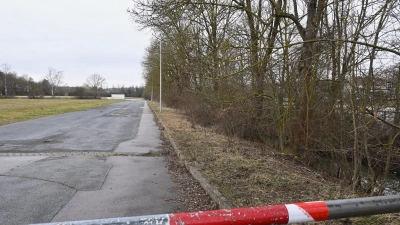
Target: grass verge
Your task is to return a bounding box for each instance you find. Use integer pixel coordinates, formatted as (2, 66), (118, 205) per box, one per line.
(149, 102), (400, 224)
(0, 99), (124, 126)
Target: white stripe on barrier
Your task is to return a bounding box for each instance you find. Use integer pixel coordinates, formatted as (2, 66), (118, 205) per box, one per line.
(285, 204), (315, 223)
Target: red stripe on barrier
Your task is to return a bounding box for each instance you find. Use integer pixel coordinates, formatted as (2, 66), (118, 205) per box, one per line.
(294, 202), (329, 221)
(169, 205), (289, 225)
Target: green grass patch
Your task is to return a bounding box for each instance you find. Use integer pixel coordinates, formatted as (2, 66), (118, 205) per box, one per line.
(0, 99), (124, 126)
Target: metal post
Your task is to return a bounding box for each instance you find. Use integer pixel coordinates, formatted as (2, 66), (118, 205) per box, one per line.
(151, 78), (153, 102)
(31, 195), (400, 225)
(160, 38), (162, 113)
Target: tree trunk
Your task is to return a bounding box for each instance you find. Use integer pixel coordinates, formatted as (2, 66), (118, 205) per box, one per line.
(245, 0), (265, 140)
(294, 0), (326, 156)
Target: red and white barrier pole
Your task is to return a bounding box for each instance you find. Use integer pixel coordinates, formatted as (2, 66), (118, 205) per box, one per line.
(170, 201), (328, 224)
(33, 195), (400, 225)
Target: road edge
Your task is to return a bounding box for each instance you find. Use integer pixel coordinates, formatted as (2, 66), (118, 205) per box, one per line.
(147, 102), (232, 209)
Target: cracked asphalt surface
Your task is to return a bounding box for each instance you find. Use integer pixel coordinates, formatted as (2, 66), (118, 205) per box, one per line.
(0, 100), (184, 225)
(0, 101), (142, 152)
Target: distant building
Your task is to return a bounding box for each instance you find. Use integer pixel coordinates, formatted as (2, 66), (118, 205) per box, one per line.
(111, 94), (125, 100)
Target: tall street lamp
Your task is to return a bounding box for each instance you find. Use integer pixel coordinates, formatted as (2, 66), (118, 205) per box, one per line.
(159, 38), (162, 113)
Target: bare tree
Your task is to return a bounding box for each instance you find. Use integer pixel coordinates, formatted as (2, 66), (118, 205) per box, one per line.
(131, 0), (400, 193)
(85, 73), (106, 99)
(45, 68), (64, 97)
(1, 63), (11, 97)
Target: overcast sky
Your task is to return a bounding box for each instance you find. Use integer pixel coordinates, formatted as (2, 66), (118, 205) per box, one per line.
(0, 0), (151, 87)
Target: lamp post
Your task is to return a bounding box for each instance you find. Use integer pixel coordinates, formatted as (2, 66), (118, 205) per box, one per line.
(160, 38), (162, 113)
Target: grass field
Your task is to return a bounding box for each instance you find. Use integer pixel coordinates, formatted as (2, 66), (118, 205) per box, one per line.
(0, 99), (124, 126)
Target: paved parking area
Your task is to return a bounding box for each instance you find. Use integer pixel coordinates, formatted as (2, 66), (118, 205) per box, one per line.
(0, 101), (183, 225)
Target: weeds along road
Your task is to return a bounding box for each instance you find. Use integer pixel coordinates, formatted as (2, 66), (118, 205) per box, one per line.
(0, 100), (183, 225)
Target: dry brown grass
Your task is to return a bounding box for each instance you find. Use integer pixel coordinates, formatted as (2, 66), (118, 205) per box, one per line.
(150, 102), (400, 224)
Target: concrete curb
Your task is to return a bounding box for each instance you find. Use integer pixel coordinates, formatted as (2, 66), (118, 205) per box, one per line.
(147, 102), (233, 209)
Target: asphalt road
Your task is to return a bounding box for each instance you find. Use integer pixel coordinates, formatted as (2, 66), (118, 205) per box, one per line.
(0, 100), (143, 152)
(0, 100), (183, 225)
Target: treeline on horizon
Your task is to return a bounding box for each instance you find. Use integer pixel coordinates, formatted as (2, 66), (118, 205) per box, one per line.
(131, 0), (400, 194)
(0, 68), (144, 98)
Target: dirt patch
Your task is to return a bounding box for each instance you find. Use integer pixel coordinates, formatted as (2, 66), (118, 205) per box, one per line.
(150, 102), (400, 224)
